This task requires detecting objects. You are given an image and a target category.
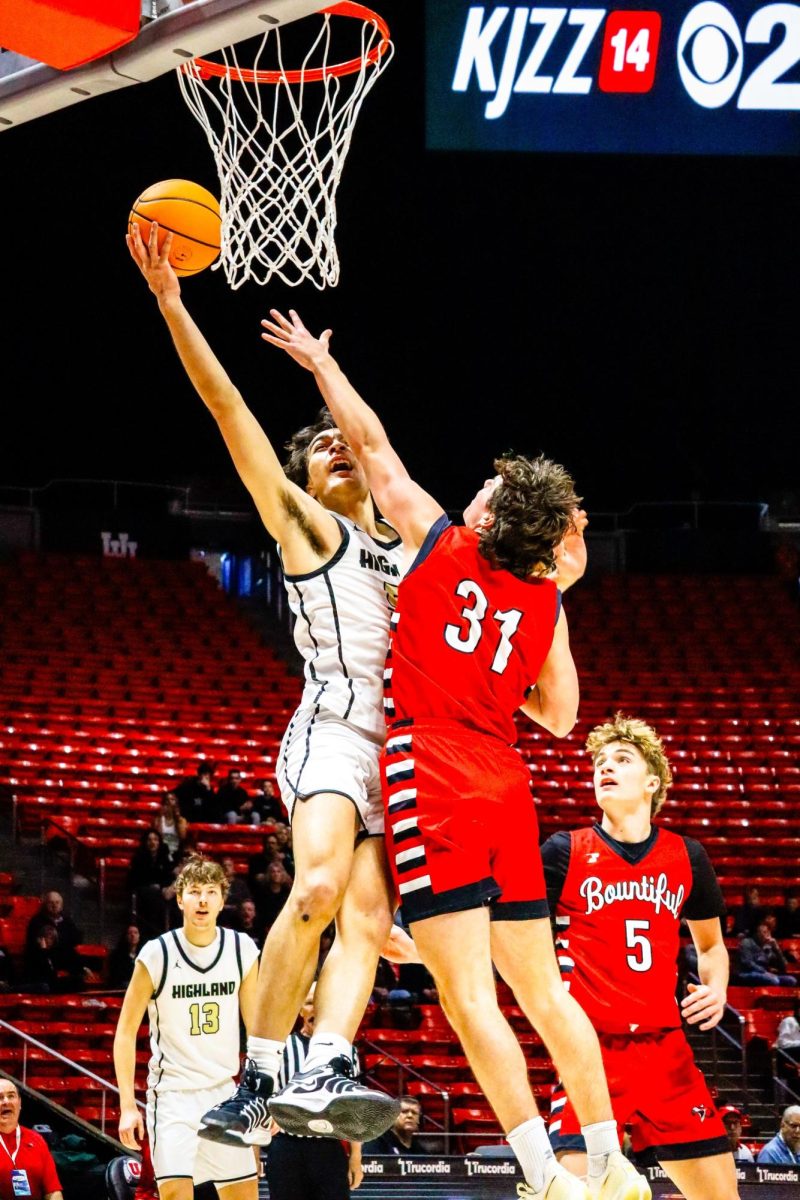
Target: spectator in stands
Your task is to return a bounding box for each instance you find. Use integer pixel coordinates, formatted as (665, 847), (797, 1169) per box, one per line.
(108, 923), (142, 989)
(234, 899), (265, 950)
(127, 830), (174, 940)
(0, 1078), (63, 1200)
(21, 923), (60, 993)
(220, 856), (252, 911)
(730, 886), (765, 937)
(254, 861), (293, 934)
(151, 792), (182, 860)
(247, 832), (282, 895)
(362, 1096), (442, 1156)
(776, 1001), (800, 1071)
(215, 768), (252, 825)
(173, 760), (216, 822)
(736, 921), (798, 987)
(258, 778), (286, 824)
(776, 893), (800, 940)
(719, 1107), (754, 1163)
(397, 960), (438, 1004)
(0, 939), (12, 993)
(756, 1105), (800, 1164)
(25, 891), (82, 966)
(273, 822), (295, 877)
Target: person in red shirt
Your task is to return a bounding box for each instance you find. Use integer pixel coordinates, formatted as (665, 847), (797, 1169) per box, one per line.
(542, 714), (739, 1200)
(0, 1080), (62, 1200)
(260, 309), (650, 1200)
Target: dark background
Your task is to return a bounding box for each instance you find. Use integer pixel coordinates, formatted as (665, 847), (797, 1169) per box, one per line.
(1, 0), (797, 517)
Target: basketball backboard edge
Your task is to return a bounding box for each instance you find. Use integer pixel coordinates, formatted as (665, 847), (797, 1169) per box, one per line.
(0, 0), (330, 131)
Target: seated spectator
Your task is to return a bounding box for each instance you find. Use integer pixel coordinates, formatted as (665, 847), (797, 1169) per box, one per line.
(248, 832), (282, 894)
(736, 921), (798, 987)
(719, 1106), (754, 1162)
(776, 1001), (800, 1074)
(22, 923), (83, 993)
(173, 816), (198, 866)
(215, 768), (252, 825)
(397, 961), (438, 1004)
(258, 778), (286, 823)
(0, 938), (13, 993)
(151, 793), (182, 860)
(730, 885), (765, 937)
(26, 891), (82, 966)
(254, 861), (293, 933)
(0, 1078), (63, 1199)
(777, 893), (800, 940)
(108, 923), (142, 989)
(273, 822), (295, 876)
(220, 856), (252, 911)
(173, 760), (216, 822)
(756, 1105), (800, 1164)
(220, 898), (265, 950)
(128, 830), (174, 940)
(362, 1097), (443, 1156)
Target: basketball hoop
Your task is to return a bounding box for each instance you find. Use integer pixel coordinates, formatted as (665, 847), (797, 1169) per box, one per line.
(176, 2), (393, 291)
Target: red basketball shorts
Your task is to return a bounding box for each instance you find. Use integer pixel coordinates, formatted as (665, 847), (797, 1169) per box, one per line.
(549, 1026), (729, 1161)
(381, 719), (548, 924)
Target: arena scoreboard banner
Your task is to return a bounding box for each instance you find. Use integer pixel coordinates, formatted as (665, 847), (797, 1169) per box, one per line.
(426, 0), (800, 154)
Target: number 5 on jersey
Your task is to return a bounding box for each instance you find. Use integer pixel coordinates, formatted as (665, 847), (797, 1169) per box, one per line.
(444, 580), (522, 675)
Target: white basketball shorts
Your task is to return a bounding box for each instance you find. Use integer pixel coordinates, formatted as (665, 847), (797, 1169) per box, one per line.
(147, 1079), (258, 1186)
(277, 707), (384, 835)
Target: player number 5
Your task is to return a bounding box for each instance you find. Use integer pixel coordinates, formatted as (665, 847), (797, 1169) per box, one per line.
(444, 580), (523, 675)
(625, 919), (652, 972)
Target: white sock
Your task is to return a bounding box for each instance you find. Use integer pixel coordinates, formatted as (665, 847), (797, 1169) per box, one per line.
(507, 1116), (555, 1192)
(582, 1120), (620, 1177)
(247, 1036), (284, 1083)
(304, 1032), (352, 1072)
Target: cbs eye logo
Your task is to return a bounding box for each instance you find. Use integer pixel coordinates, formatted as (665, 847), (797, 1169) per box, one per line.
(677, 0), (800, 110)
(678, 1), (742, 106)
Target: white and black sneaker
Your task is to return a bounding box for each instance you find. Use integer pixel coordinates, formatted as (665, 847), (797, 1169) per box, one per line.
(268, 1054), (401, 1141)
(198, 1058), (273, 1147)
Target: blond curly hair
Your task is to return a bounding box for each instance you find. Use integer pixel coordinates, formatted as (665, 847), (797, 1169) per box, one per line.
(175, 855), (229, 902)
(586, 713), (673, 817)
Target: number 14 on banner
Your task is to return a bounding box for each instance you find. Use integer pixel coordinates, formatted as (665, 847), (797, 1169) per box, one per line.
(599, 11), (662, 92)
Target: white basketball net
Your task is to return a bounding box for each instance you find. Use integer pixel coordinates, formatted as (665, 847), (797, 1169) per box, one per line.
(176, 5), (393, 291)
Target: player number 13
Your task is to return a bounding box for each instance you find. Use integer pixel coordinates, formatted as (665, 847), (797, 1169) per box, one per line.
(444, 580), (522, 675)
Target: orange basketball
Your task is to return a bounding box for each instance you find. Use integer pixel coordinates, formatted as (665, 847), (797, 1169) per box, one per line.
(128, 179), (221, 277)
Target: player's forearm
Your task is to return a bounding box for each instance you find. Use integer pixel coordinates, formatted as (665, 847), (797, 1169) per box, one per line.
(312, 357), (388, 459)
(157, 294), (243, 419)
(697, 942), (729, 998)
(112, 1030), (138, 1107)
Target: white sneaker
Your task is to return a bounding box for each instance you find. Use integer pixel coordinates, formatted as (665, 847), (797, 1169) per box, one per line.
(516, 1162), (591, 1199)
(586, 1151), (652, 1200)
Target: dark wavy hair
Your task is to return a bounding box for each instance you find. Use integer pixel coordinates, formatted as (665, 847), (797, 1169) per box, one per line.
(283, 408), (337, 489)
(478, 454), (580, 580)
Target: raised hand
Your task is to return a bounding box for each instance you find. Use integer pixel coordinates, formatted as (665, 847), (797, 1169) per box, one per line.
(126, 221), (181, 303)
(260, 308), (333, 373)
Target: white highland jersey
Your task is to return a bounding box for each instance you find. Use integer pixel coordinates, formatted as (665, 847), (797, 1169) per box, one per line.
(137, 927), (259, 1093)
(283, 515), (403, 738)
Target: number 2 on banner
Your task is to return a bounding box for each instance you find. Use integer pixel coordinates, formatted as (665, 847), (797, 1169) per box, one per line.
(598, 11), (661, 93)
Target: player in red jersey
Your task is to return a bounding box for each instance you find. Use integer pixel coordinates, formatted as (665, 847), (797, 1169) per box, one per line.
(260, 309), (650, 1200)
(542, 714), (740, 1200)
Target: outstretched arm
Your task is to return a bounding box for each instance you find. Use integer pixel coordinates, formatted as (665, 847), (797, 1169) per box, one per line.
(127, 225), (339, 563)
(261, 309), (444, 554)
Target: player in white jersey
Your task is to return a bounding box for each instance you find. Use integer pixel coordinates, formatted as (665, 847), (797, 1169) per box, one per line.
(113, 856), (261, 1199)
(128, 223), (402, 1148)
